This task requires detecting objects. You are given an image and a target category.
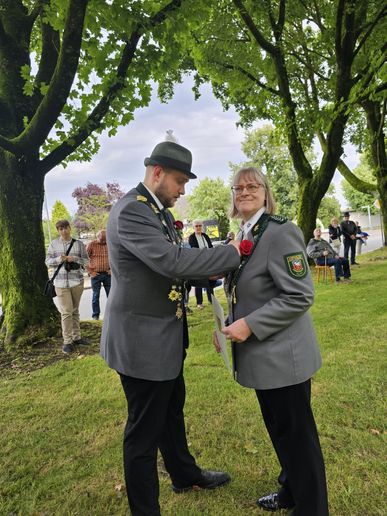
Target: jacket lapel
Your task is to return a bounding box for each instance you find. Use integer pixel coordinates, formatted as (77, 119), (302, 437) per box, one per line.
(136, 182), (158, 208)
(135, 183), (177, 243)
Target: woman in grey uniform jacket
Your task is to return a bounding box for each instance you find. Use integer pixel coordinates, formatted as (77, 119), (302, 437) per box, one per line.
(216, 167), (328, 515)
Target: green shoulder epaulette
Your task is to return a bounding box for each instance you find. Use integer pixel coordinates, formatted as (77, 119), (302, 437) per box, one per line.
(269, 214), (287, 224)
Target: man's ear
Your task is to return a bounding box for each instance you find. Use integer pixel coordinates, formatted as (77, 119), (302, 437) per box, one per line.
(153, 165), (164, 182)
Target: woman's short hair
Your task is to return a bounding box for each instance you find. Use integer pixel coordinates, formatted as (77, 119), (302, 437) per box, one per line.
(192, 219), (203, 227)
(230, 167), (276, 218)
(330, 217), (339, 224)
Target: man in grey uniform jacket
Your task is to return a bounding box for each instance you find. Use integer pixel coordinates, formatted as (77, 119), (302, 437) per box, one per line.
(100, 140), (240, 516)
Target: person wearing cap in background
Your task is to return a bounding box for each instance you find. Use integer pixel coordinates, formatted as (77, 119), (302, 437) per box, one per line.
(340, 212), (359, 265)
(100, 134), (240, 515)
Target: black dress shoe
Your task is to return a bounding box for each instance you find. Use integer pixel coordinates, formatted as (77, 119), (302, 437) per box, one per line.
(72, 338), (89, 346)
(172, 469), (231, 493)
(256, 492), (294, 512)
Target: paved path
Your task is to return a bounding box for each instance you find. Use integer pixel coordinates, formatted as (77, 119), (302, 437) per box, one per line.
(321, 228), (383, 254)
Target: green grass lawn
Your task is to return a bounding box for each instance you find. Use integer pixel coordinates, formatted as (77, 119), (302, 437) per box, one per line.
(1, 249), (386, 515)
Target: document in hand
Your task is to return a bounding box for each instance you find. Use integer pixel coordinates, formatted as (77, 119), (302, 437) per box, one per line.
(211, 295), (231, 371)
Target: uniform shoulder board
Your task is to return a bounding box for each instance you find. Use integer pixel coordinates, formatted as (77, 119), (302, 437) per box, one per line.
(269, 214), (287, 224)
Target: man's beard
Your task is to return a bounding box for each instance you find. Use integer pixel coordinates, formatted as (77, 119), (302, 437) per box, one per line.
(154, 184), (176, 208)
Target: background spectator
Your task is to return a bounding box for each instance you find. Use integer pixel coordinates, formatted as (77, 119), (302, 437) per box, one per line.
(307, 228), (351, 283)
(340, 212), (358, 265)
(87, 229), (111, 320)
(328, 217), (342, 255)
(188, 220), (215, 308)
(45, 220), (89, 353)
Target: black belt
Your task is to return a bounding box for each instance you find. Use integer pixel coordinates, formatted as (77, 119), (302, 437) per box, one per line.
(97, 271), (109, 274)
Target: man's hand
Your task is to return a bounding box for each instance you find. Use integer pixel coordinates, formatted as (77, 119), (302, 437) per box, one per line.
(350, 234), (356, 240)
(221, 318), (252, 343)
(66, 255), (75, 262)
(228, 239), (241, 256)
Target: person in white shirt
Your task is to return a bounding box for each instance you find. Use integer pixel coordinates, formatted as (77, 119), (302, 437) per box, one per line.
(45, 219), (89, 353)
(188, 220), (215, 308)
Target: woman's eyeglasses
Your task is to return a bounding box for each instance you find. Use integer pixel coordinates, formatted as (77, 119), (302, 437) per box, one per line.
(231, 183), (264, 194)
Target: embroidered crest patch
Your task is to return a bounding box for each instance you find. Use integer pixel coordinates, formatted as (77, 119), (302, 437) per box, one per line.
(284, 252), (308, 279)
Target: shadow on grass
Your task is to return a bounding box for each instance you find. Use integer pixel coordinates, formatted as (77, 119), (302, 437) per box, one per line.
(0, 321), (102, 379)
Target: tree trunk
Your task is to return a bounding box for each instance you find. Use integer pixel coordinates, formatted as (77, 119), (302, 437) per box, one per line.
(378, 186), (387, 246)
(297, 178), (323, 245)
(0, 151), (59, 349)
(363, 100), (387, 245)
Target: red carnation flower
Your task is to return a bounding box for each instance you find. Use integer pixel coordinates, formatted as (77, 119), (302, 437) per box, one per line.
(174, 220), (184, 230)
(240, 239), (254, 256)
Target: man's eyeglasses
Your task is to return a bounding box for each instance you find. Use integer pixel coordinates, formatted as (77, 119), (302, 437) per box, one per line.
(194, 225), (202, 227)
(231, 183), (264, 194)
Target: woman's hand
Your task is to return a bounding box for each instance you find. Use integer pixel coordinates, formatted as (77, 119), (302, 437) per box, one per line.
(221, 318), (252, 343)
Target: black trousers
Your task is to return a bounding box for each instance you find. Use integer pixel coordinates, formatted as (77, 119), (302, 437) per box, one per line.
(256, 380), (329, 516)
(195, 286), (213, 305)
(343, 237), (356, 264)
(120, 371), (201, 516)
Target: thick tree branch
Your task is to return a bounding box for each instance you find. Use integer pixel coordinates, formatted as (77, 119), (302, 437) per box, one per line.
(0, 134), (20, 155)
(337, 159), (377, 194)
(11, 0), (88, 155)
(233, 0), (277, 55)
(277, 0), (286, 35)
(340, 0), (356, 69)
(264, 0), (277, 34)
(318, 2), (358, 191)
(235, 1), (312, 181)
(265, 0), (286, 41)
(335, 0), (345, 61)
(32, 10), (60, 111)
(232, 2), (312, 180)
(38, 0), (184, 174)
(28, 0), (44, 25)
(377, 98), (386, 140)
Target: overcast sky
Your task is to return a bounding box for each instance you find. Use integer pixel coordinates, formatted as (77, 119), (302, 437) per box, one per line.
(44, 76), (358, 217)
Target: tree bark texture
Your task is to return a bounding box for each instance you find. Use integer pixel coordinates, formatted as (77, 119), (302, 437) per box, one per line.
(0, 152), (59, 348)
(296, 178), (322, 246)
(363, 100), (387, 245)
